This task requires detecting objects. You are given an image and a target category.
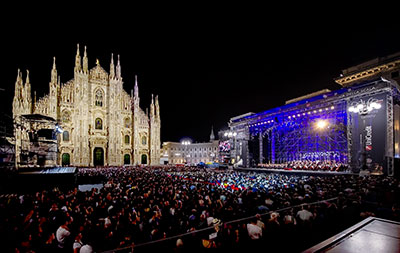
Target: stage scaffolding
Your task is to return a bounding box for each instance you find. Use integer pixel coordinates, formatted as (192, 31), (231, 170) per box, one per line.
(13, 114), (59, 169)
(227, 78), (400, 173)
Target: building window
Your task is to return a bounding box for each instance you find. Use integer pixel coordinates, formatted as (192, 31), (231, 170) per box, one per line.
(63, 131), (69, 142)
(124, 118), (130, 128)
(142, 136), (147, 145)
(125, 135), (130, 144)
(95, 118), (103, 130)
(95, 89), (103, 107)
(62, 111), (70, 123)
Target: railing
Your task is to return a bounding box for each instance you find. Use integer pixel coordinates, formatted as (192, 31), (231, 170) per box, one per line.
(101, 197), (340, 253)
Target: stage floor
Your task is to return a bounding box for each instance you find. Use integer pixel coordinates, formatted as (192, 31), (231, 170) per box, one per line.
(303, 217), (400, 253)
(236, 167), (359, 176)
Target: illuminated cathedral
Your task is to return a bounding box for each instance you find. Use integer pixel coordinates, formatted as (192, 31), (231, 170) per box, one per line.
(12, 45), (161, 167)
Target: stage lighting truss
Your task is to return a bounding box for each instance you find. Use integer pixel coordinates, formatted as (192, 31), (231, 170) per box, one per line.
(248, 102), (348, 164)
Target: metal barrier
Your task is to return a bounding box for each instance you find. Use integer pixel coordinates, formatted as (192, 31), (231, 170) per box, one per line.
(101, 197), (340, 253)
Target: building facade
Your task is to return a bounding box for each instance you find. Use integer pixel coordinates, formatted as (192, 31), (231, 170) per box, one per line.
(161, 128), (218, 165)
(12, 45), (161, 167)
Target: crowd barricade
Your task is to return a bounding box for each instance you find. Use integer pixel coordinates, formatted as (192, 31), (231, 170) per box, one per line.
(100, 197), (340, 253)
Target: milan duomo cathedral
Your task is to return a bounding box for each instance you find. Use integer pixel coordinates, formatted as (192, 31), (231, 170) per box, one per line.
(12, 45), (161, 167)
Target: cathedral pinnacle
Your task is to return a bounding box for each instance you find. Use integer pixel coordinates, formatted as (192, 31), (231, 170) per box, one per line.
(110, 53), (115, 78)
(51, 57), (57, 83)
(134, 75), (139, 100)
(52, 57), (56, 70)
(26, 70), (30, 84)
(116, 54), (121, 79)
(75, 44), (81, 72)
(155, 95), (160, 119)
(83, 46), (88, 73)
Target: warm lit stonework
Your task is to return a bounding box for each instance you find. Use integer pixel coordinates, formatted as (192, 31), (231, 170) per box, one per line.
(12, 45), (161, 167)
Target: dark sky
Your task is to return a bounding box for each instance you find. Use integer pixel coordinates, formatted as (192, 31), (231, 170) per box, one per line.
(2, 8), (400, 143)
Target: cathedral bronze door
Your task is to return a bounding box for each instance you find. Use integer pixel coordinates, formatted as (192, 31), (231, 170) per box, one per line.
(141, 154), (147, 164)
(62, 153), (70, 166)
(124, 154), (130, 165)
(94, 148), (104, 166)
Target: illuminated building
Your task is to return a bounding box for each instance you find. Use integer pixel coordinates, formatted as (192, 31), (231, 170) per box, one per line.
(161, 127), (218, 165)
(12, 45), (161, 167)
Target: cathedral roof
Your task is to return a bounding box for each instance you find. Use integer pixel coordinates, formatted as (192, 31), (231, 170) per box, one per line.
(89, 60), (109, 81)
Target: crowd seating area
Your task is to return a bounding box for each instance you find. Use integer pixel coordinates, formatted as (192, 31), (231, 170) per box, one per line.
(0, 166), (398, 252)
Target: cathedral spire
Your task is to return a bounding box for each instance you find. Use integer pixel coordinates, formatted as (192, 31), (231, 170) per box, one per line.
(116, 54), (121, 79)
(13, 69), (23, 115)
(155, 95), (160, 119)
(134, 75), (139, 98)
(75, 44), (81, 72)
(25, 69), (30, 85)
(51, 57), (57, 84)
(14, 69), (22, 99)
(150, 94), (155, 118)
(210, 126), (215, 141)
(83, 46), (88, 73)
(25, 70), (32, 113)
(110, 53), (115, 79)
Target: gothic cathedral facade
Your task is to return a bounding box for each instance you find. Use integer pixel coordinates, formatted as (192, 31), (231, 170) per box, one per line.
(12, 45), (161, 167)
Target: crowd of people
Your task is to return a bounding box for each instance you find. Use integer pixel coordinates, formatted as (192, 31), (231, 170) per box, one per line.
(258, 160), (350, 172)
(0, 166), (399, 252)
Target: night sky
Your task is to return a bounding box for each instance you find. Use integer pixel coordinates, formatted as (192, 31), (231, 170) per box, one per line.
(2, 9), (400, 143)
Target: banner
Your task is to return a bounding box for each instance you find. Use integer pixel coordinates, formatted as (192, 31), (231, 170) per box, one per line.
(349, 94), (387, 170)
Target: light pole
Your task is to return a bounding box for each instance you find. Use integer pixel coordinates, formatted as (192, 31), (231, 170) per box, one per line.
(223, 131), (237, 166)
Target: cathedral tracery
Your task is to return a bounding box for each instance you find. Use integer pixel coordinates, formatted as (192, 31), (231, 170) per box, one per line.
(95, 89), (104, 107)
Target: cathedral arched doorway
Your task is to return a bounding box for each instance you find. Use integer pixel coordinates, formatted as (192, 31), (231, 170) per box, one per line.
(93, 148), (104, 166)
(124, 154), (130, 165)
(141, 154), (147, 165)
(62, 153), (70, 166)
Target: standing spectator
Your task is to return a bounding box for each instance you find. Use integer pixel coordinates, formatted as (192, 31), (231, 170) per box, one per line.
(73, 233), (83, 253)
(56, 216), (72, 250)
(247, 218), (262, 240)
(297, 205), (314, 222)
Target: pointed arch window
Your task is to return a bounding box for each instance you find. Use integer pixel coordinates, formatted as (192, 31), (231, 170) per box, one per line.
(63, 131), (70, 142)
(95, 118), (103, 130)
(124, 118), (130, 128)
(125, 135), (130, 144)
(95, 89), (104, 107)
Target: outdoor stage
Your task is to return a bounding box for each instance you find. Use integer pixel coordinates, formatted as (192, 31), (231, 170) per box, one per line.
(236, 167), (359, 176)
(222, 78), (400, 177)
